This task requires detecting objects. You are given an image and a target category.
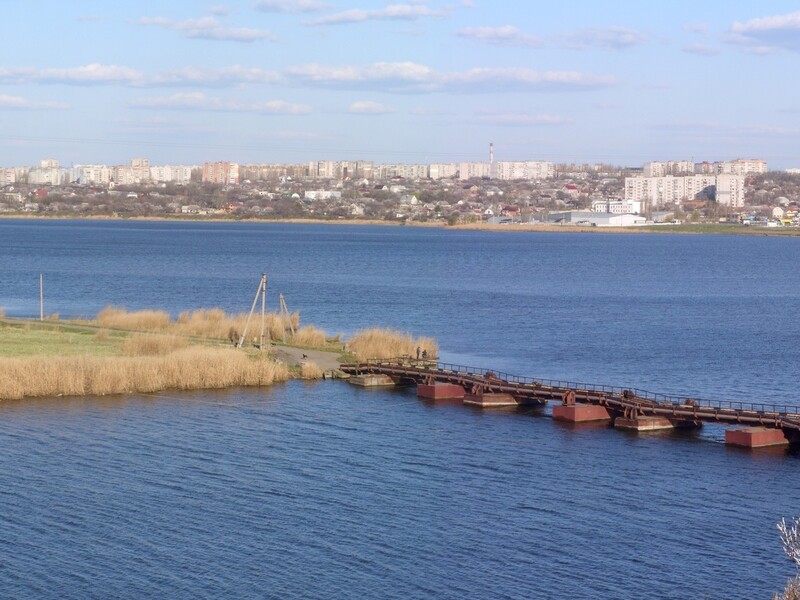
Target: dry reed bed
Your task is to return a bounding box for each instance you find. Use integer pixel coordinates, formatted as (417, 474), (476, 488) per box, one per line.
(0, 347), (289, 400)
(292, 325), (327, 347)
(95, 306), (304, 343)
(122, 333), (189, 356)
(299, 361), (324, 380)
(347, 328), (438, 360)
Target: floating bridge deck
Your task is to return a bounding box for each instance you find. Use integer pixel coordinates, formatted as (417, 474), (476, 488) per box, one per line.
(340, 358), (800, 449)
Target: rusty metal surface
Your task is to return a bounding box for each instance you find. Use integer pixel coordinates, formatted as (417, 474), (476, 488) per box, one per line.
(339, 358), (800, 432)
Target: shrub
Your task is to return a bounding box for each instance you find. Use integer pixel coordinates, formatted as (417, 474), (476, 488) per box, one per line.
(300, 361), (324, 380)
(346, 328), (439, 360)
(0, 347), (289, 400)
(97, 306), (171, 331)
(292, 325), (327, 347)
(775, 517), (800, 600)
(123, 333), (189, 356)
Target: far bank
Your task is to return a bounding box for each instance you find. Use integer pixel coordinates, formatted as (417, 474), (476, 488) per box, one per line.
(3, 214), (800, 237)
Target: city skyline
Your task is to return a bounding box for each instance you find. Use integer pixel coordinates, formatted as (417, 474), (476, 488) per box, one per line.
(2, 1), (800, 167)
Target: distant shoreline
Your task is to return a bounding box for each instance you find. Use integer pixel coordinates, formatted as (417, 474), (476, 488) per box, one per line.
(2, 213), (800, 237)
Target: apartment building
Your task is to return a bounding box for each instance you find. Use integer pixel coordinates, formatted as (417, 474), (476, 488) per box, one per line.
(150, 165), (194, 184)
(429, 163), (459, 179)
(625, 174), (745, 208)
(494, 161), (555, 180)
(74, 165), (112, 186)
(715, 159), (767, 176)
(202, 162), (239, 185)
(642, 160), (694, 177)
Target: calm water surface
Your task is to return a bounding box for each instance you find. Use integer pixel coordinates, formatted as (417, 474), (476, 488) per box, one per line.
(1, 219), (799, 598)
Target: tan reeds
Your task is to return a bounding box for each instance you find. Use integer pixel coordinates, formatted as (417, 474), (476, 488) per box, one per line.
(347, 328), (439, 360)
(0, 306), (5, 318)
(93, 329), (110, 342)
(122, 333), (189, 356)
(95, 306), (300, 342)
(292, 325), (327, 347)
(300, 361), (324, 379)
(0, 347), (289, 400)
(97, 306), (171, 331)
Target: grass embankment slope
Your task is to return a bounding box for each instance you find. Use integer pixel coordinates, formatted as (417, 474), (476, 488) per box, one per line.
(450, 222), (800, 236)
(0, 318), (289, 400)
(0, 308), (440, 401)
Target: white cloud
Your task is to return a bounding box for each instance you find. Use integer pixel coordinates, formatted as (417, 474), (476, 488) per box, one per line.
(131, 92), (311, 114)
(285, 62), (616, 93)
(443, 67), (616, 92)
(134, 16), (275, 42)
(271, 130), (325, 140)
(684, 23), (708, 34)
(0, 60), (615, 95)
(308, 3), (449, 25)
(729, 11), (800, 52)
(654, 120), (800, 137)
(0, 64), (145, 85)
(682, 43), (720, 56)
(457, 26), (543, 47)
(255, 0), (330, 12)
(148, 66), (281, 86)
(208, 5), (231, 16)
(349, 100), (394, 114)
(0, 64), (280, 88)
(562, 26), (647, 50)
(475, 113), (572, 126)
(0, 94), (67, 110)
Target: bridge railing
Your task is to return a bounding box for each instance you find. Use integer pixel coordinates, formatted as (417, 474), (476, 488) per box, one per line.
(357, 357), (800, 419)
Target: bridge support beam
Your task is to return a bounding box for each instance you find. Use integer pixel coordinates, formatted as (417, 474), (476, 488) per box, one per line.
(417, 383), (465, 400)
(552, 403), (612, 423)
(615, 416), (675, 432)
(725, 427), (790, 449)
(464, 393), (518, 408)
(349, 374), (396, 388)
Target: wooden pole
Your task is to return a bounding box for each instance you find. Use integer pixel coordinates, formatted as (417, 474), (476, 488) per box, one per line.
(39, 273), (43, 321)
(259, 275), (267, 351)
(238, 273), (265, 349)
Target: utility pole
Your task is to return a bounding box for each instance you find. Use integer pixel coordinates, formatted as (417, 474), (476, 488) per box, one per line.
(237, 273), (267, 349)
(39, 273), (43, 321)
(279, 293), (296, 339)
(259, 273), (267, 352)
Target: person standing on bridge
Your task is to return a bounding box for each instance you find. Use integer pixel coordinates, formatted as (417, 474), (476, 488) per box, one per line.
(416, 346), (421, 360)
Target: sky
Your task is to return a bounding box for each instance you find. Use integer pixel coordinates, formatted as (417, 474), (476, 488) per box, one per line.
(2, 0), (800, 168)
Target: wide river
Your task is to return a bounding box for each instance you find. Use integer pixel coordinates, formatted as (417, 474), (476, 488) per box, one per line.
(1, 219), (798, 598)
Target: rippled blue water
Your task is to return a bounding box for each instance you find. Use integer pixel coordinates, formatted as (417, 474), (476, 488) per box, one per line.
(1, 219), (799, 598)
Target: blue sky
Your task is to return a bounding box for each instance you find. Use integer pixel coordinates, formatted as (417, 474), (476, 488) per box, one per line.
(1, 0), (800, 167)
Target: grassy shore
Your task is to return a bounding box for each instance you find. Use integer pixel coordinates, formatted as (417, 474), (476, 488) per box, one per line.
(0, 309), (440, 401)
(0, 318), (292, 400)
(7, 213), (800, 237)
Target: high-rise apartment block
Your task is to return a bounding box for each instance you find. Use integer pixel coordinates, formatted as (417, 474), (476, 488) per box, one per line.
(642, 161), (694, 177)
(202, 162), (239, 185)
(150, 165), (195, 184)
(74, 165), (112, 185)
(625, 174), (745, 208)
(715, 159), (767, 175)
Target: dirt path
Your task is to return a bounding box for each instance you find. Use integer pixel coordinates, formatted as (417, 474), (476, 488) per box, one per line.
(270, 345), (343, 372)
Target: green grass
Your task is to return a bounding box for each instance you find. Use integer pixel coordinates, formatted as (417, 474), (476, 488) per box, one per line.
(638, 223), (800, 236)
(0, 321), (125, 357)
